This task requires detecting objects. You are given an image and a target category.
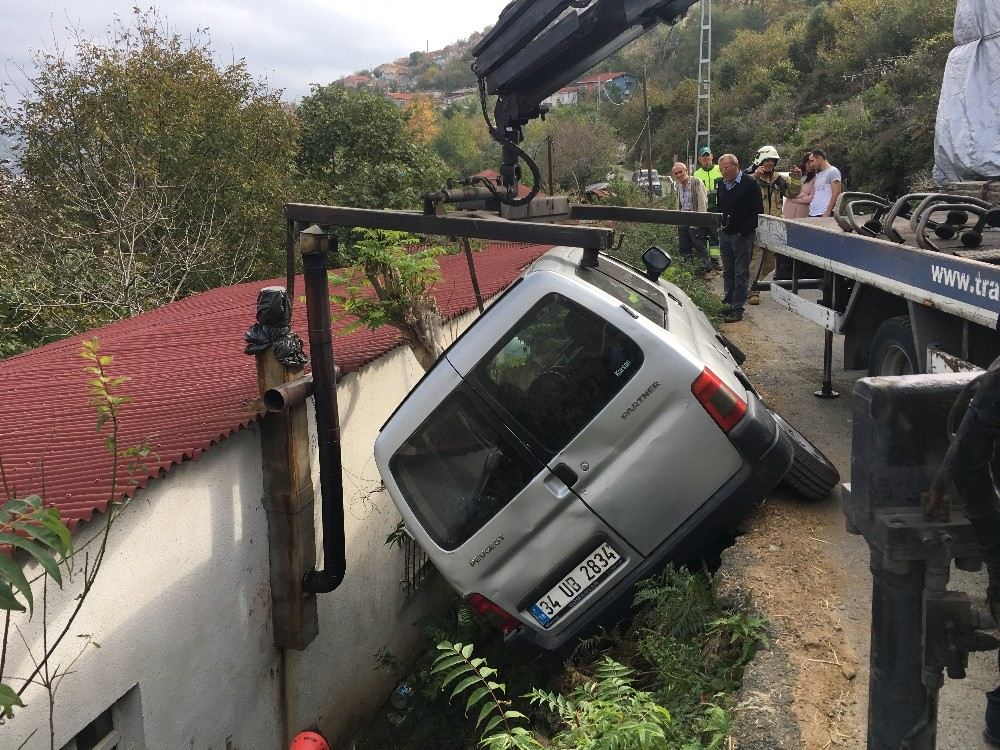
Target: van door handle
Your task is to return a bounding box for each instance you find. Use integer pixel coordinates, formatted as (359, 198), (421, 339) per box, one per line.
(552, 463), (579, 487)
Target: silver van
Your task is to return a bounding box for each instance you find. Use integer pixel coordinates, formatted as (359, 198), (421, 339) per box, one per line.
(374, 247), (808, 649)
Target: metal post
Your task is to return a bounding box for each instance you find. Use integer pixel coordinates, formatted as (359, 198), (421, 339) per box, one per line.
(815, 270), (840, 399)
(643, 67), (654, 202)
(867, 554), (932, 749)
(546, 135), (555, 196)
(462, 238), (485, 313)
(299, 225), (347, 594)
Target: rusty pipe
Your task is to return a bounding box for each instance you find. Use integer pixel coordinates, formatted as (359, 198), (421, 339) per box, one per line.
(299, 225), (346, 594)
(265, 374), (314, 412)
(262, 367), (343, 412)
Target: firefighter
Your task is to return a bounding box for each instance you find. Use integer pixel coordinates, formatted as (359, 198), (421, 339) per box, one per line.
(746, 145), (790, 302)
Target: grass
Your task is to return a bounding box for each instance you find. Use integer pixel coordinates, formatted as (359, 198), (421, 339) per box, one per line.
(356, 566), (768, 750)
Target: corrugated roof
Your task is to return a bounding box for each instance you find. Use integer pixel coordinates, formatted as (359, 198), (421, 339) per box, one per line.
(0, 242), (551, 533)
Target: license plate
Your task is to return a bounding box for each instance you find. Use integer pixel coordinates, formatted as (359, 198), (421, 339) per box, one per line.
(529, 542), (622, 627)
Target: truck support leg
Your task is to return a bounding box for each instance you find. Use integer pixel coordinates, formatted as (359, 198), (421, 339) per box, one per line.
(867, 554), (932, 748)
(816, 271), (840, 399)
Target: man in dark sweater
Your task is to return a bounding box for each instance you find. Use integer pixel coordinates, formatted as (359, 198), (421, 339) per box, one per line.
(716, 154), (764, 323)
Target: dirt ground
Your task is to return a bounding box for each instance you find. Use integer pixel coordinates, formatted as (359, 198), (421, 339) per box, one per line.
(717, 306), (867, 750)
(718, 286), (997, 749)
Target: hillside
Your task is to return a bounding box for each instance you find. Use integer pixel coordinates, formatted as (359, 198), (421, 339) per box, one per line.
(597, 0), (957, 196)
(349, 0), (956, 198)
(345, 28), (486, 93)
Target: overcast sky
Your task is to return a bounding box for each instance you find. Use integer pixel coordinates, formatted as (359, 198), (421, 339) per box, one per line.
(0, 0), (512, 101)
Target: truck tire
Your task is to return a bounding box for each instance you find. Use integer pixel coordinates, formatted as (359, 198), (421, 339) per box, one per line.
(770, 411), (841, 501)
(869, 316), (919, 376)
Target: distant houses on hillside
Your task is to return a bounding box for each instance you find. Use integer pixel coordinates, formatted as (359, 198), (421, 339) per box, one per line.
(542, 72), (636, 108)
(335, 66), (636, 116)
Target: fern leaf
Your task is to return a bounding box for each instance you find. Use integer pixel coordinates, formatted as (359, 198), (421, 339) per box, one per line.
(481, 714), (504, 737)
(439, 663), (475, 689)
(475, 699), (497, 729)
(466, 686), (491, 716)
(431, 653), (469, 675)
(451, 674), (483, 700)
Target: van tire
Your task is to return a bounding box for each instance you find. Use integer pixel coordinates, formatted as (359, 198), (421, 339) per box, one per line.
(771, 411), (841, 501)
(869, 316), (919, 376)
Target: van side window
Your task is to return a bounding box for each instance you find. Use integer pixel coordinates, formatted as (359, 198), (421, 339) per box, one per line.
(475, 294), (644, 454)
(389, 389), (544, 550)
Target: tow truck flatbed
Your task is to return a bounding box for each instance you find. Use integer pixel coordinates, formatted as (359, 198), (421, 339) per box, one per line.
(757, 214), (1000, 376)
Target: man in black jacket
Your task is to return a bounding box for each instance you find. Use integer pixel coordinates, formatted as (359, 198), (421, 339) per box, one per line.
(716, 154), (764, 323)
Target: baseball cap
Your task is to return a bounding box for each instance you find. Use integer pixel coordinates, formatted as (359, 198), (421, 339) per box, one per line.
(698, 146), (712, 156)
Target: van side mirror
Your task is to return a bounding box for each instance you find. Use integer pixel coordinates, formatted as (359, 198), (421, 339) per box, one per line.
(641, 245), (671, 281)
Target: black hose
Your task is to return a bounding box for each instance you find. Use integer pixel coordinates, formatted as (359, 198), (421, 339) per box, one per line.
(476, 77), (542, 207)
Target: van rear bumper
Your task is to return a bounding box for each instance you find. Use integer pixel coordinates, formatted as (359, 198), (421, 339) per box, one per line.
(513, 392), (793, 650)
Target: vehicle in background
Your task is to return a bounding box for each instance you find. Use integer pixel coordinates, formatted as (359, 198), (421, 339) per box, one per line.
(632, 168), (662, 196)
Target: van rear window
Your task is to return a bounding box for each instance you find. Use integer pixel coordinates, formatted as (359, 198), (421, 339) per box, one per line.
(474, 294), (644, 455)
(389, 389), (544, 550)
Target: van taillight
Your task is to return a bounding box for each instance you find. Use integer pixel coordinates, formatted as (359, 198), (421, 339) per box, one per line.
(692, 368), (747, 433)
(466, 593), (521, 635)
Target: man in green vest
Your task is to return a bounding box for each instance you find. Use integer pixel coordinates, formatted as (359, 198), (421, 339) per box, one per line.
(693, 146), (723, 253)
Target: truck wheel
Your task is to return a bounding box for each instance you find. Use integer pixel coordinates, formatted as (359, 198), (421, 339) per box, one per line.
(869, 316), (919, 376)
(770, 411), (841, 501)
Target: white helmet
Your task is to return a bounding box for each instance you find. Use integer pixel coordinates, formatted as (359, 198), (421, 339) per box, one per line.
(754, 145), (780, 163)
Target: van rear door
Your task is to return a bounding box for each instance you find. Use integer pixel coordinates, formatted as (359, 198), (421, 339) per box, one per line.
(375, 352), (639, 640)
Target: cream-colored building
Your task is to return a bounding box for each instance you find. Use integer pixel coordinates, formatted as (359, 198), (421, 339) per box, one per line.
(1, 243), (548, 750)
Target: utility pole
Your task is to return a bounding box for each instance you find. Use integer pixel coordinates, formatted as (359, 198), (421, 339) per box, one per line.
(546, 135), (555, 195)
(694, 0), (713, 163)
(643, 66), (654, 202)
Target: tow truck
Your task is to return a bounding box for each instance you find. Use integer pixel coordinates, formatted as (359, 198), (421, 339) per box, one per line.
(752, 3), (1000, 746)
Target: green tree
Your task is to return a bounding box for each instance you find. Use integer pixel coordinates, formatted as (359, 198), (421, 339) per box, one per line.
(332, 230), (450, 371)
(523, 107), (618, 192)
(296, 84), (449, 209)
(0, 9), (298, 354)
(433, 111), (495, 176)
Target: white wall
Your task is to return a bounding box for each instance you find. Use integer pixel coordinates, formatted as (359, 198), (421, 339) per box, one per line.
(4, 312), (476, 750)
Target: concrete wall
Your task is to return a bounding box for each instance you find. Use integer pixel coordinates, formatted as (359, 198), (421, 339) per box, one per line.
(5, 314), (473, 750)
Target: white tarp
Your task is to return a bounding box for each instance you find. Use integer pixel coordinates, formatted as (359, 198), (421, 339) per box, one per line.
(934, 0), (1000, 182)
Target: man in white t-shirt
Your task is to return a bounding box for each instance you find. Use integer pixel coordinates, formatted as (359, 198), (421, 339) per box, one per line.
(807, 148), (843, 217)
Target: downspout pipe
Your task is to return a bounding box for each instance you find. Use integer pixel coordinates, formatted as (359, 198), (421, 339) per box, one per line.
(299, 224), (347, 594)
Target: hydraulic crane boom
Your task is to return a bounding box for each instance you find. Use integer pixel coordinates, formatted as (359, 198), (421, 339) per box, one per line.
(470, 0), (698, 203)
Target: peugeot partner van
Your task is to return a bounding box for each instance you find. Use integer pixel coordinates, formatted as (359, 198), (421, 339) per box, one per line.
(374, 246), (834, 649)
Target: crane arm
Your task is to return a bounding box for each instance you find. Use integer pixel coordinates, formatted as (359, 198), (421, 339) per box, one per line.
(470, 0), (698, 201)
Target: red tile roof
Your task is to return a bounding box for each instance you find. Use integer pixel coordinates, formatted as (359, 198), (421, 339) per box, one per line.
(0, 242), (551, 533)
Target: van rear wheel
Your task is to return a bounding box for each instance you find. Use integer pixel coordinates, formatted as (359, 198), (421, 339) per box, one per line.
(770, 411), (841, 501)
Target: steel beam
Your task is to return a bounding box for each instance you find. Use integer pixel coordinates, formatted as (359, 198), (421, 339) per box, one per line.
(568, 204), (722, 228)
(284, 204), (614, 249)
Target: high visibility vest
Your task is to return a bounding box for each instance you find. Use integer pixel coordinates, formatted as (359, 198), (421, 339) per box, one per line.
(693, 165), (722, 194)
